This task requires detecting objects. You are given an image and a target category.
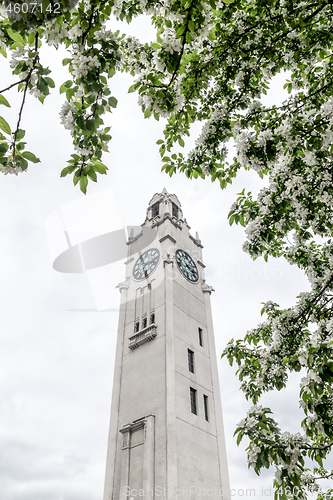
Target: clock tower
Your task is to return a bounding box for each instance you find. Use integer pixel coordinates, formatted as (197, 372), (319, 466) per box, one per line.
(103, 189), (231, 500)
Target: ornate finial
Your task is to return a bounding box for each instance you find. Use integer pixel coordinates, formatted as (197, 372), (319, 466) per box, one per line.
(161, 190), (171, 203)
(162, 253), (175, 266)
(128, 228), (134, 242)
(195, 231), (202, 244)
(202, 279), (215, 293)
(116, 277), (130, 293)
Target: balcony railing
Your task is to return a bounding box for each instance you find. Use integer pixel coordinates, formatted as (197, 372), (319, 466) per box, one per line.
(128, 323), (157, 350)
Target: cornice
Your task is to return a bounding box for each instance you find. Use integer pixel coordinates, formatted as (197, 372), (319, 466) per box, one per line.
(159, 234), (177, 244)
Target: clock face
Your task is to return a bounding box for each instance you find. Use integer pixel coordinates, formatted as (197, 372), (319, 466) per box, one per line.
(133, 248), (160, 280)
(175, 249), (199, 283)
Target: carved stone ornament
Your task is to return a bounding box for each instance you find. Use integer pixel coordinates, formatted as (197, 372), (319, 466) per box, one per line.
(116, 277), (130, 293)
(202, 279), (215, 293)
(128, 324), (157, 350)
(162, 253), (175, 266)
(161, 187), (172, 203)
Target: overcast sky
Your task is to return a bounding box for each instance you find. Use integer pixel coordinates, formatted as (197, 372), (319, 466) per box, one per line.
(0, 14), (326, 500)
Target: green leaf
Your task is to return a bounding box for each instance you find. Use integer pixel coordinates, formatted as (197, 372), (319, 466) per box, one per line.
(0, 95), (10, 108)
(22, 151), (40, 163)
(128, 84), (137, 93)
(87, 168), (97, 182)
(0, 116), (11, 135)
(36, 78), (49, 96)
(15, 129), (25, 141)
(178, 138), (185, 147)
(93, 161), (108, 174)
(45, 77), (55, 88)
(60, 167), (70, 177)
(176, 25), (186, 37)
(59, 80), (73, 94)
(16, 141), (25, 151)
(0, 142), (8, 155)
(85, 119), (97, 132)
(73, 171), (80, 185)
(108, 96), (118, 108)
(80, 175), (88, 194)
(108, 67), (116, 78)
(15, 155), (28, 170)
(62, 58), (71, 66)
(7, 29), (24, 45)
(66, 88), (76, 101)
(151, 43), (161, 49)
(28, 32), (35, 45)
(188, 20), (195, 32)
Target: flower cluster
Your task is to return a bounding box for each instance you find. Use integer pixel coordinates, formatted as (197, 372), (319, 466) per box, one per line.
(0, 157), (24, 175)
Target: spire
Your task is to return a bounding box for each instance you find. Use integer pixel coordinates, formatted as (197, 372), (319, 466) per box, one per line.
(162, 187), (168, 195)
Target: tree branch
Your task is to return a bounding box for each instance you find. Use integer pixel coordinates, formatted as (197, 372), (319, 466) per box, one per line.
(0, 78), (29, 93)
(81, 7), (96, 45)
(13, 32), (40, 156)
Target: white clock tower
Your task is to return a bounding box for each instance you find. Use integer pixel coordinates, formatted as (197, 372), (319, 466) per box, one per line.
(103, 189), (231, 500)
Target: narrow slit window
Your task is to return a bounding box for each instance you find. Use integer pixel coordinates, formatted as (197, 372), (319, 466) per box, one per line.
(203, 395), (209, 422)
(198, 327), (203, 347)
(142, 317), (147, 329)
(188, 349), (194, 373)
(190, 387), (197, 415)
(152, 202), (159, 218)
(172, 202), (179, 219)
(135, 321), (140, 332)
(150, 312), (155, 324)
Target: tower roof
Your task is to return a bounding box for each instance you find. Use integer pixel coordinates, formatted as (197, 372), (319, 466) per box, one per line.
(145, 189), (184, 227)
(148, 189), (182, 208)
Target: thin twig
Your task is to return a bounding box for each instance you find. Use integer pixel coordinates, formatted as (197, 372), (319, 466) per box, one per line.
(13, 31), (39, 155)
(314, 471), (333, 480)
(81, 7), (96, 45)
(304, 442), (333, 452)
(0, 78), (29, 93)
